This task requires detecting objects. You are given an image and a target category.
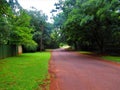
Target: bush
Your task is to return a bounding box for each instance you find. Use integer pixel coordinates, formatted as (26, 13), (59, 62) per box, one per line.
(23, 41), (38, 52)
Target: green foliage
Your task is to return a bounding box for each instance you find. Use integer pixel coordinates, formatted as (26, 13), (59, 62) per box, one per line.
(0, 52), (51, 90)
(0, 0), (56, 51)
(0, 16), (11, 44)
(0, 0), (9, 16)
(27, 9), (50, 50)
(0, 1), (38, 51)
(53, 13), (66, 28)
(23, 41), (38, 52)
(0, 0), (12, 45)
(50, 29), (61, 47)
(51, 12), (67, 48)
(54, 0), (120, 53)
(43, 23), (54, 48)
(10, 11), (34, 45)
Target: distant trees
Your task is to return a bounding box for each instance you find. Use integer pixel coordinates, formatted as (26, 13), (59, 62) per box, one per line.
(51, 13), (66, 48)
(53, 0), (120, 53)
(26, 9), (47, 51)
(26, 8), (57, 50)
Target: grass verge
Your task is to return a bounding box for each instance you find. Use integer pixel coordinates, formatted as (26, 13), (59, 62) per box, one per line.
(79, 51), (120, 62)
(0, 52), (51, 90)
(79, 51), (94, 55)
(102, 56), (120, 62)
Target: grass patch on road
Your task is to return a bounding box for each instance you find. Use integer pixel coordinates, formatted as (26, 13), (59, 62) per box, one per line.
(0, 52), (51, 90)
(102, 56), (120, 62)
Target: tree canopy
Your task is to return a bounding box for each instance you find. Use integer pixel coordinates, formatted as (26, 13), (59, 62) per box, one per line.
(0, 0), (120, 53)
(53, 0), (120, 53)
(0, 0), (56, 52)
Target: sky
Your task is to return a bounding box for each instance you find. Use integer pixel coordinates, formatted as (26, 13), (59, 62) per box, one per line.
(18, 0), (58, 22)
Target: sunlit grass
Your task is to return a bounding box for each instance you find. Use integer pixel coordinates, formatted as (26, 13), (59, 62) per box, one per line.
(0, 52), (51, 90)
(102, 56), (120, 62)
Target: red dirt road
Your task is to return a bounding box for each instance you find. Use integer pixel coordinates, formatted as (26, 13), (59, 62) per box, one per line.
(49, 49), (120, 90)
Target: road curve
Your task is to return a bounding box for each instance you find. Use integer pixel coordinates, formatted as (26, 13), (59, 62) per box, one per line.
(49, 49), (120, 90)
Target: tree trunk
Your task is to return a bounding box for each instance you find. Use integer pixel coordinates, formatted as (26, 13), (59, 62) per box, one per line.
(74, 41), (78, 50)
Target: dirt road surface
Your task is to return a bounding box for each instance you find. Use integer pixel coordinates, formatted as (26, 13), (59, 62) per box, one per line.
(49, 49), (120, 90)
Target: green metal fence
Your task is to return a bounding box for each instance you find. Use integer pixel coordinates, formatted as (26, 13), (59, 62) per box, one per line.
(0, 45), (18, 59)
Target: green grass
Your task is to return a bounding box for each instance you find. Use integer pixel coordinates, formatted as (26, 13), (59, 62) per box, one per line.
(0, 52), (51, 90)
(102, 56), (120, 62)
(79, 51), (120, 62)
(79, 51), (94, 55)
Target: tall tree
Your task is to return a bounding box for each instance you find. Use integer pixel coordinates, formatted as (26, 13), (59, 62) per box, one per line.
(27, 8), (50, 51)
(0, 0), (38, 51)
(0, 0), (12, 44)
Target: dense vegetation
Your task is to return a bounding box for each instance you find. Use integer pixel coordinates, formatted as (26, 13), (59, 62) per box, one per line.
(0, 0), (58, 52)
(0, 0), (36, 49)
(53, 0), (120, 54)
(0, 0), (120, 54)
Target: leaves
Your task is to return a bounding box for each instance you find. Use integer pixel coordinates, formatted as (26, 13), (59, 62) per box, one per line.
(0, 0), (38, 51)
(9, 11), (34, 45)
(54, 0), (120, 52)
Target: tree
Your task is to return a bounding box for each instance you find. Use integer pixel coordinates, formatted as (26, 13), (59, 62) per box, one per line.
(27, 8), (55, 50)
(53, 0), (120, 53)
(0, 16), (11, 44)
(0, 0), (12, 44)
(0, 0), (38, 51)
(9, 11), (35, 45)
(0, 0), (10, 16)
(77, 0), (120, 52)
(43, 23), (55, 48)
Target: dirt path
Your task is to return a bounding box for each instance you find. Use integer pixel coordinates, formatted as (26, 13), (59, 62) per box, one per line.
(49, 49), (120, 90)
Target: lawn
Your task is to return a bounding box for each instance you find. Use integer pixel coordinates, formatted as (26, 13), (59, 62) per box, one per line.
(102, 56), (120, 62)
(0, 52), (51, 90)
